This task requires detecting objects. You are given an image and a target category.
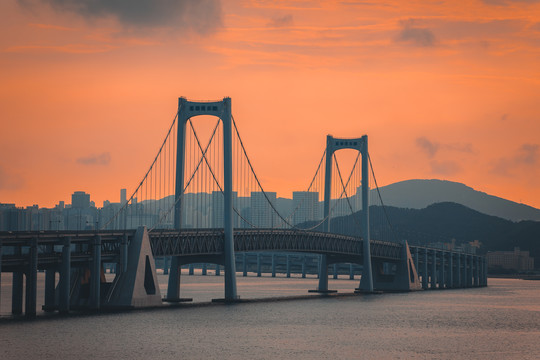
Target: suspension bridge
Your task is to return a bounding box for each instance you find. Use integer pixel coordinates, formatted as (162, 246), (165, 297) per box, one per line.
(0, 97), (487, 318)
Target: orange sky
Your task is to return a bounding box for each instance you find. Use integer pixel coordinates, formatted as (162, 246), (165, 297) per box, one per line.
(1, 0), (540, 209)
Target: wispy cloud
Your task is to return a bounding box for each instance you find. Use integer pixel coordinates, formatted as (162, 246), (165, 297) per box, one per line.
(76, 152), (111, 166)
(517, 143), (539, 164)
(491, 143), (539, 176)
(19, 0), (223, 35)
(396, 19), (436, 47)
(416, 137), (439, 158)
(268, 15), (294, 28)
(416, 136), (473, 158)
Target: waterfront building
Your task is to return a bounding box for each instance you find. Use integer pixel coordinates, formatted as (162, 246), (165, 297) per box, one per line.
(487, 247), (535, 272)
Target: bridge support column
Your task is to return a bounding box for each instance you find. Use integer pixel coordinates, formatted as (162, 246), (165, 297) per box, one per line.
(271, 254), (276, 277)
(333, 264), (338, 279)
(257, 254), (262, 277)
(59, 237), (71, 314)
(310, 255), (336, 294)
(431, 249), (437, 289)
(302, 256), (307, 278)
(457, 254), (462, 288)
(44, 268), (56, 312)
(216, 264), (221, 276)
(166, 258), (182, 301)
(485, 257), (489, 286)
(349, 264), (354, 280)
(189, 263), (194, 275)
(463, 255), (468, 287)
(12, 271), (24, 315)
(163, 257), (169, 275)
(202, 264), (207, 275)
(242, 254), (247, 276)
(440, 252), (445, 289)
(90, 235), (101, 310)
(25, 238), (38, 318)
(422, 249), (428, 290)
(448, 253), (453, 289)
(465, 255), (472, 287)
(286, 255), (291, 278)
(474, 256), (479, 286)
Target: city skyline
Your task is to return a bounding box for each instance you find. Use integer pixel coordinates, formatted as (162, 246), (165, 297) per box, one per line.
(1, 0), (539, 209)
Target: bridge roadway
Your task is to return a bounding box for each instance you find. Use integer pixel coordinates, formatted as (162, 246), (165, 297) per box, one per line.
(0, 228), (401, 271)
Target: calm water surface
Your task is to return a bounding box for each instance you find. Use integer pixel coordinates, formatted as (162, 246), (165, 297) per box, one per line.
(1, 275), (539, 359)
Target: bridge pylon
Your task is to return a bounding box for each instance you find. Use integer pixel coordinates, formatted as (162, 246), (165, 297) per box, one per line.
(313, 135), (373, 293)
(166, 97), (238, 302)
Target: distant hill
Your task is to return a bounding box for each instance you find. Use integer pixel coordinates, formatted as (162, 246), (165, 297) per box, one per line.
(376, 179), (540, 222)
(313, 202), (540, 262)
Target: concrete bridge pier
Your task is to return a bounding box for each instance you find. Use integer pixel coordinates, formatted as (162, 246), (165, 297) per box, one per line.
(58, 237), (71, 313)
(430, 249), (437, 289)
(422, 249), (428, 289)
(286, 255), (291, 278)
(457, 254), (462, 288)
(333, 264), (338, 279)
(216, 264), (221, 276)
(202, 264), (207, 275)
(257, 254), (262, 277)
(414, 247), (419, 275)
(448, 253), (454, 289)
(464, 254), (468, 286)
(242, 253), (247, 276)
(349, 264), (354, 280)
(310, 255), (336, 293)
(24, 238), (38, 318)
(484, 258), (489, 286)
(166, 256), (182, 301)
(271, 254), (276, 277)
(163, 257), (169, 275)
(302, 256), (307, 278)
(189, 263), (194, 275)
(43, 268), (56, 312)
(474, 256), (480, 286)
(90, 235), (101, 310)
(440, 252), (446, 289)
(12, 271), (24, 315)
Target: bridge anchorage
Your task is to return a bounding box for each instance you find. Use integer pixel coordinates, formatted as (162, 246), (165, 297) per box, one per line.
(0, 96), (487, 318)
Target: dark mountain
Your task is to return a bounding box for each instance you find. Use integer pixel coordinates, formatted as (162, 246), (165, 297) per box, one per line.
(300, 202), (540, 262)
(376, 179), (540, 222)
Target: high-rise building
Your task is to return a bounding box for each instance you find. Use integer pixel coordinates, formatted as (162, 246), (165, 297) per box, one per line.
(120, 188), (127, 205)
(292, 191), (320, 225)
(71, 191), (90, 209)
(250, 191), (277, 227)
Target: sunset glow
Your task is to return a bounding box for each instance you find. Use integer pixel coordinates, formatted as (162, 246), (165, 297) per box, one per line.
(1, 0), (539, 208)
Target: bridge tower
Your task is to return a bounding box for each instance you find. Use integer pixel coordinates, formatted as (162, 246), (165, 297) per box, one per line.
(319, 135), (373, 292)
(167, 97), (238, 301)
